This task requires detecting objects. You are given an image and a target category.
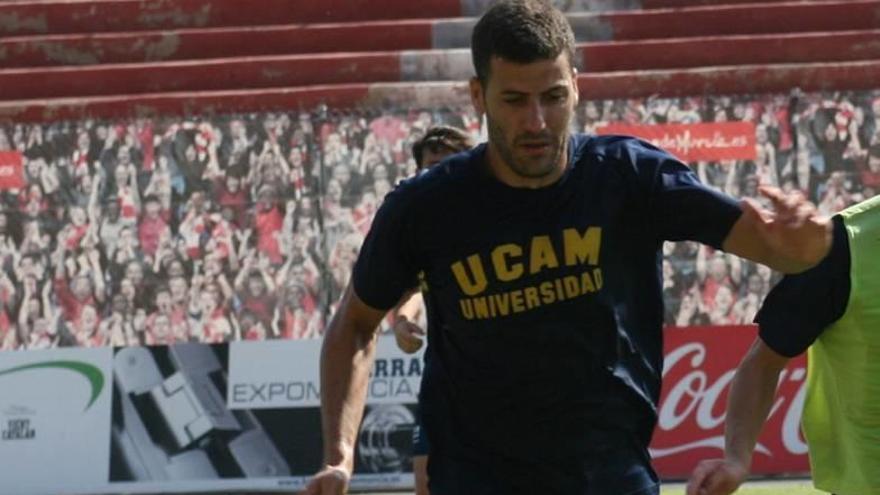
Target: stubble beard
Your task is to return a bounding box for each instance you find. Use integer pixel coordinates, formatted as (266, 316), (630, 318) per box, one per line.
(487, 115), (566, 180)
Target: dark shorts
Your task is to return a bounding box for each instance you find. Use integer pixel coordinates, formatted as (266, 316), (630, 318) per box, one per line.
(412, 415), (430, 457)
(427, 436), (659, 495)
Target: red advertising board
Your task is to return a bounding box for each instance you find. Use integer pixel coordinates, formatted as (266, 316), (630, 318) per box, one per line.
(0, 151), (24, 190)
(650, 325), (810, 479)
(597, 122), (757, 162)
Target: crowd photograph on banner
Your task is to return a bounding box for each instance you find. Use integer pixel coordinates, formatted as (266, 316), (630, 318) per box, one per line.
(0, 91), (877, 351)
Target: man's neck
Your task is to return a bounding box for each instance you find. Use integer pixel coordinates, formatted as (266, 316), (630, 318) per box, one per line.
(485, 143), (567, 189)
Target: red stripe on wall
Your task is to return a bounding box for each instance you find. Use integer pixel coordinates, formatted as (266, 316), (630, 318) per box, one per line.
(0, 53), (403, 101)
(0, 21), (435, 68)
(0, 0), (463, 36)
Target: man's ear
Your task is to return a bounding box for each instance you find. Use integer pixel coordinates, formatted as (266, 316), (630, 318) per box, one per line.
(571, 67), (579, 106)
(469, 77), (486, 117)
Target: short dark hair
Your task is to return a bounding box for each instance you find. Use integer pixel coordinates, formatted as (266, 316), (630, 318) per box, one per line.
(471, 0), (576, 85)
(411, 126), (475, 169)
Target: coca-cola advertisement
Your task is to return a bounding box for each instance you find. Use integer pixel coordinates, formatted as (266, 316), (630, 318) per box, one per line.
(596, 122), (757, 162)
(650, 325), (809, 478)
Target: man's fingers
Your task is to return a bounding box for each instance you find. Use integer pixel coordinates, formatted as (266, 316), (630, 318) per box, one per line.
(741, 198), (772, 227)
(686, 461), (719, 495)
(758, 186), (798, 216)
(300, 480), (317, 495)
(400, 322), (427, 337)
(704, 467), (741, 495)
(757, 185), (784, 204)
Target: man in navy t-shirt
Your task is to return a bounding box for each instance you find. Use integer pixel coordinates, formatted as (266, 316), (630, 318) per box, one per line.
(303, 2), (832, 494)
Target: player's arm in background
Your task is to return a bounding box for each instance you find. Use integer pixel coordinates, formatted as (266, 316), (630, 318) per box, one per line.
(687, 216), (850, 495)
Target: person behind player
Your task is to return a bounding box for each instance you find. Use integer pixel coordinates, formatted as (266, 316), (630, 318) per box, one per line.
(304, 1), (831, 493)
(393, 125), (474, 495)
(687, 194), (880, 495)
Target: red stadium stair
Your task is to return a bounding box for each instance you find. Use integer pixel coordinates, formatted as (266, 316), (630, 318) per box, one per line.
(0, 0), (879, 121)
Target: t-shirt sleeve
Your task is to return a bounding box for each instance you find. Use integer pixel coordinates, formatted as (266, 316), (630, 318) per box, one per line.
(642, 145), (742, 249)
(351, 187), (420, 311)
(756, 215), (851, 357)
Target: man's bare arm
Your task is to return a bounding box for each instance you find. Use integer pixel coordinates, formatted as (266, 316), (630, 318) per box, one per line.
(318, 284), (386, 473)
(687, 337), (790, 495)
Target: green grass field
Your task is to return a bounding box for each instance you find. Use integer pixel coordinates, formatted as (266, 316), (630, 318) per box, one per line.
(661, 481), (823, 494)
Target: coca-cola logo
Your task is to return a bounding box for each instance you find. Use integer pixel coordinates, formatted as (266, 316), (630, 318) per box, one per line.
(0, 165), (16, 177)
(649, 327), (810, 478)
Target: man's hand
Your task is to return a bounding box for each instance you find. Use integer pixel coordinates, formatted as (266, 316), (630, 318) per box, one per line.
(686, 459), (748, 495)
(301, 465), (350, 495)
(727, 186), (832, 274)
(393, 316), (425, 354)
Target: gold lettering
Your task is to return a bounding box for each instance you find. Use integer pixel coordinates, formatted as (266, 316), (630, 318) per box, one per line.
(492, 293), (511, 316)
(539, 281), (557, 304)
(523, 287), (540, 309)
(593, 268), (603, 290)
(555, 278), (566, 301)
(510, 290), (525, 313)
(563, 227), (602, 266)
(580, 270), (596, 293)
(473, 297), (490, 319)
(460, 299), (474, 320)
(563, 276), (580, 298)
(491, 244), (524, 282)
(529, 236), (559, 274)
(451, 255), (488, 296)
(487, 293), (498, 317)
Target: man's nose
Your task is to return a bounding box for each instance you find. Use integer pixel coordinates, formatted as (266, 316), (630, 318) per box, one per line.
(523, 100), (547, 134)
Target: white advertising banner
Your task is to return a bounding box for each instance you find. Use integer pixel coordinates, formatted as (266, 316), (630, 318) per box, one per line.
(227, 335), (425, 409)
(0, 347), (113, 495)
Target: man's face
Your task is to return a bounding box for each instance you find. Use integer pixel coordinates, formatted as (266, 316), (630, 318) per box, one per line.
(248, 276), (265, 296)
(105, 201), (120, 221)
(167, 260), (185, 278)
(80, 306), (98, 332)
(115, 165), (128, 185)
(226, 175), (240, 192)
(470, 54), (578, 182)
(869, 154), (880, 172)
(709, 255), (728, 280)
(72, 276), (91, 300)
(154, 315), (171, 338)
(145, 201), (161, 218)
(332, 164), (351, 185)
(155, 291), (172, 313)
(170, 278), (187, 302)
(421, 146), (456, 170)
(112, 295), (128, 314)
(125, 262), (143, 284)
(747, 274), (763, 294)
(77, 132), (90, 150)
(26, 159), (43, 177)
(117, 147), (131, 166)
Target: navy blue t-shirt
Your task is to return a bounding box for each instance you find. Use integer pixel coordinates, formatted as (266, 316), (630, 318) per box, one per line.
(353, 134), (741, 491)
(756, 215), (851, 357)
